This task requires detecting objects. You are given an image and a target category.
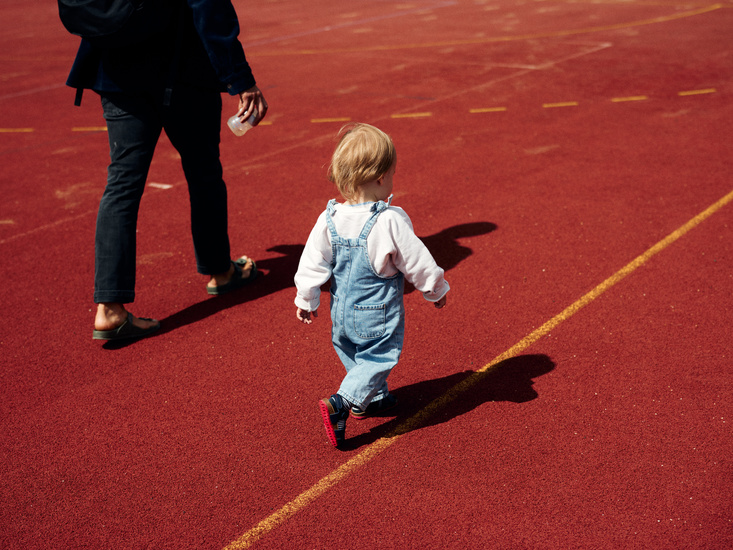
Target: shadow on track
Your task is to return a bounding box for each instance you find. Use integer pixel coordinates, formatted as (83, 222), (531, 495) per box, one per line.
(406, 221), (497, 294)
(103, 221), (496, 347)
(159, 243), (306, 329)
(421, 221), (498, 270)
(102, 243), (305, 349)
(341, 354), (555, 450)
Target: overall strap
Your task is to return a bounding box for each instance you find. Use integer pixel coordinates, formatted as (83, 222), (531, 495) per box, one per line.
(325, 199), (339, 239)
(358, 196), (392, 240)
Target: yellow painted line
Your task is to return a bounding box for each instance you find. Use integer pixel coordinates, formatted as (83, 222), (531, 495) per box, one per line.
(611, 95), (649, 102)
(481, 188), (733, 368)
(257, 120), (274, 126)
(678, 88), (716, 96)
(543, 101), (579, 108)
(311, 117), (351, 123)
(223, 187), (733, 549)
(0, 220), (16, 225)
(71, 126), (107, 132)
(224, 440), (393, 550)
(470, 107), (507, 113)
(390, 112), (433, 119)
(254, 4), (723, 56)
(0, 128), (34, 133)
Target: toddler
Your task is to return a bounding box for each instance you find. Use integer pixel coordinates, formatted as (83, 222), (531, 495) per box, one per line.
(294, 123), (449, 448)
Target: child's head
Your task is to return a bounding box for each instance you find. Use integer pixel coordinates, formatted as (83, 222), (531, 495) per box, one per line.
(328, 123), (396, 201)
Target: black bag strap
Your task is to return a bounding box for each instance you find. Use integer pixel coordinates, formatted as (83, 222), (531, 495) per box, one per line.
(163, 2), (185, 107)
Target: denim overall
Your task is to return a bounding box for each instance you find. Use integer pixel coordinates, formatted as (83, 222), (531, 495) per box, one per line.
(325, 199), (405, 411)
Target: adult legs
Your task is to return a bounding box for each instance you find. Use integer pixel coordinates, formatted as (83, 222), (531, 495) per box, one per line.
(162, 85), (253, 288)
(94, 92), (162, 332)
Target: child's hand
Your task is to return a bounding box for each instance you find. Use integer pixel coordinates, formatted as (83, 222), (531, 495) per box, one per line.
(297, 308), (318, 324)
(434, 295), (447, 309)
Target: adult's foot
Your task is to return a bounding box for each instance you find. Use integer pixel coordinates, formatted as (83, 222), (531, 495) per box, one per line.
(94, 303), (159, 333)
(206, 256), (257, 295)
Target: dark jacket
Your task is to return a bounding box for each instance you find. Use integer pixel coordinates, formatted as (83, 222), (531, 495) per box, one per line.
(66, 0), (256, 99)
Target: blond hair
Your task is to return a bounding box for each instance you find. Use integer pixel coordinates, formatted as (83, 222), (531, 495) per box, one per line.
(328, 123), (396, 201)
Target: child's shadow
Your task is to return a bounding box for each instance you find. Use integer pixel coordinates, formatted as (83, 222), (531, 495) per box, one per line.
(405, 221), (497, 294)
(342, 354), (555, 450)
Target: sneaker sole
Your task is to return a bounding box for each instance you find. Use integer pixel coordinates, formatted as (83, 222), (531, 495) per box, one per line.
(318, 399), (339, 447)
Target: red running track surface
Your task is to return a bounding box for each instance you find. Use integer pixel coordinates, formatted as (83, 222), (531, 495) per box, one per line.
(1, 1), (731, 548)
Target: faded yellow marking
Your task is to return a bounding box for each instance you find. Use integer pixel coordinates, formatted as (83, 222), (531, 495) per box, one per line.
(611, 95), (649, 102)
(137, 251), (176, 265)
(253, 4), (723, 56)
(678, 88), (716, 96)
(470, 107), (508, 113)
(0, 220), (16, 225)
(390, 112), (432, 118)
(223, 187), (733, 549)
(0, 128), (33, 133)
(543, 101), (579, 108)
(71, 127), (108, 132)
(311, 117), (352, 123)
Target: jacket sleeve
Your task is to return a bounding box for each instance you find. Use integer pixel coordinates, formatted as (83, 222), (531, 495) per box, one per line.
(187, 0), (256, 95)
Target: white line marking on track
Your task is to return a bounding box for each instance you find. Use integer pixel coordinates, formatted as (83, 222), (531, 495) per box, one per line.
(0, 212), (94, 246)
(241, 1), (457, 48)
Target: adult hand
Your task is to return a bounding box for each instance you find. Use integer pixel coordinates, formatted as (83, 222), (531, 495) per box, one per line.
(237, 85), (268, 125)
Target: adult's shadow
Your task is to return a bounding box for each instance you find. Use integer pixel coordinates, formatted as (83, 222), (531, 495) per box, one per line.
(341, 354), (555, 450)
(103, 244), (305, 347)
(159, 243), (305, 331)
